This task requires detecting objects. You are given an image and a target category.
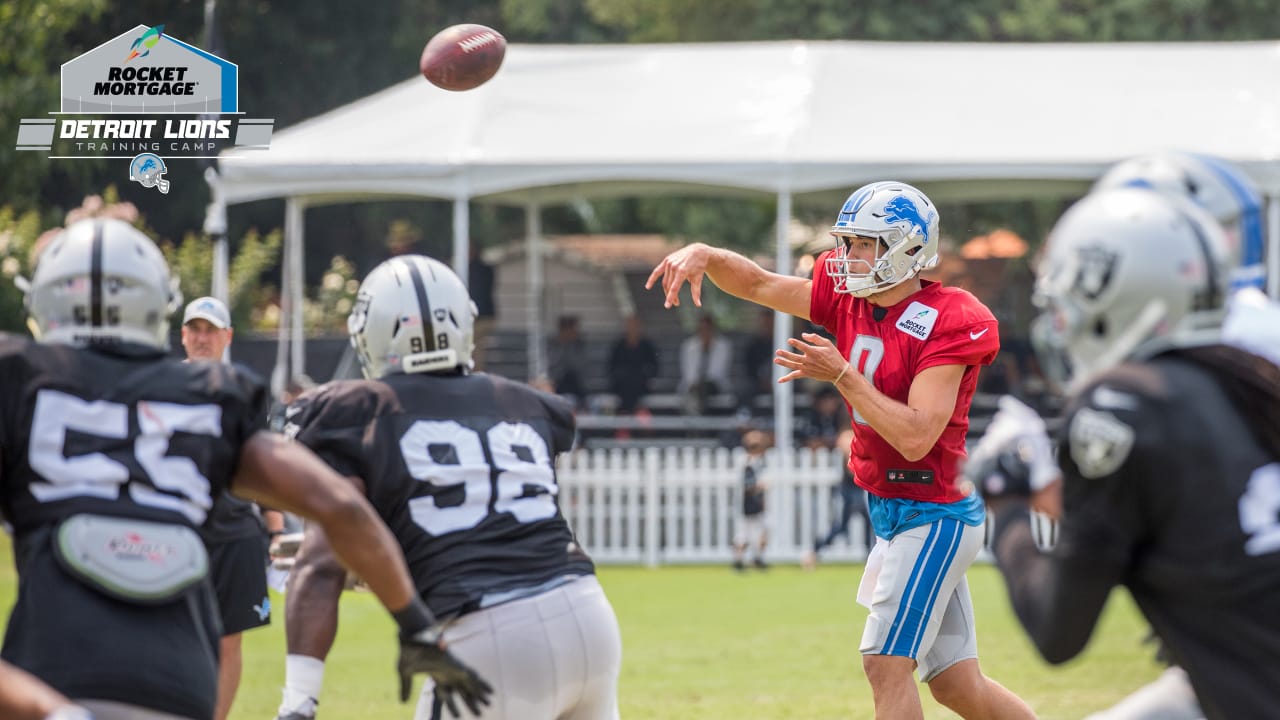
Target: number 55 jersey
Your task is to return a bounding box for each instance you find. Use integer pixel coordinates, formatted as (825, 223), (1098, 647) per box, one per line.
(286, 371), (595, 618)
(0, 335), (268, 719)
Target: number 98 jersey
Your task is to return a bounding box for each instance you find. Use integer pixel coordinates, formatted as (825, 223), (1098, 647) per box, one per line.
(286, 372), (595, 618)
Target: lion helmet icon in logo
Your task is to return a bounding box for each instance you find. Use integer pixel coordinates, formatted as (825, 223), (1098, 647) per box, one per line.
(129, 153), (170, 194)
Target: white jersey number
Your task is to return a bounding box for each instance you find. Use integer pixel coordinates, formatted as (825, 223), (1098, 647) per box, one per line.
(27, 389), (221, 524)
(400, 419), (558, 536)
(1240, 462), (1280, 556)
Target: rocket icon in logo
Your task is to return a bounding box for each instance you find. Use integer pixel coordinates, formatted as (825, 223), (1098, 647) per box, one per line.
(126, 25), (165, 62)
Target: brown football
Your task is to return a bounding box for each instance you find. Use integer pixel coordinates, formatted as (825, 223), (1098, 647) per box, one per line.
(419, 24), (506, 92)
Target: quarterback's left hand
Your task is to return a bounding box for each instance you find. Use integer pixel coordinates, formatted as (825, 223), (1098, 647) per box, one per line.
(398, 627), (493, 717)
(774, 333), (848, 384)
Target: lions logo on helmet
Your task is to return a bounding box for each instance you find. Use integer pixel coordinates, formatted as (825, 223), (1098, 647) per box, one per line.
(826, 181), (941, 298)
(129, 153), (171, 195)
(347, 255), (478, 380)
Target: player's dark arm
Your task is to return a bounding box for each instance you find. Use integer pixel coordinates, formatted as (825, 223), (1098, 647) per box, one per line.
(0, 660), (85, 720)
(284, 521), (347, 661)
(990, 501), (1116, 664)
(231, 432), (419, 617)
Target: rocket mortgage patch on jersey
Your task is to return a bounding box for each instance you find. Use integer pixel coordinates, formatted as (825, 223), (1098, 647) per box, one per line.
(894, 301), (940, 341)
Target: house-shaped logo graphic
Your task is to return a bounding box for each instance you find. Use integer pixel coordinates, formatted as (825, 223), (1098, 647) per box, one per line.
(61, 24), (238, 114)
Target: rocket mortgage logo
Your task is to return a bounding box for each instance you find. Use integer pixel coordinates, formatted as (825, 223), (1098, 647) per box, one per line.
(14, 24), (273, 194)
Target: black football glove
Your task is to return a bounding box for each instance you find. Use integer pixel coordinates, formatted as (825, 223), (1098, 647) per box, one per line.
(398, 626), (494, 718)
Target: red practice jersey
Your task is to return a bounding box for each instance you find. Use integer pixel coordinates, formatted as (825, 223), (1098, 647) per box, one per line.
(811, 251), (999, 503)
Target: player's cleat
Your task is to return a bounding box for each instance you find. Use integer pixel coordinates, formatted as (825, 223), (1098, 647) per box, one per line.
(276, 691), (317, 720)
(753, 558), (769, 570)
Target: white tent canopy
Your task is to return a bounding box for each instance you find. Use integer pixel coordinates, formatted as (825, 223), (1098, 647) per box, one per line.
(222, 40), (1280, 201)
(218, 40), (1280, 446)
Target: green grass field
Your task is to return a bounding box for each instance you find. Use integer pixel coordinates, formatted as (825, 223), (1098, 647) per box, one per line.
(0, 530), (1160, 719)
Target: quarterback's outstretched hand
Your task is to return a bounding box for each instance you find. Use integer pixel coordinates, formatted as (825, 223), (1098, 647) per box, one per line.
(398, 627), (493, 717)
(645, 242), (711, 308)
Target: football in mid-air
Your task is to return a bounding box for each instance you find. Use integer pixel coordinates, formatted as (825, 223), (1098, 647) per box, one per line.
(419, 24), (506, 92)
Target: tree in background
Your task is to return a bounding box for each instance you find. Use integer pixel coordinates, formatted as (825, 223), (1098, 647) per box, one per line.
(162, 226), (283, 333)
(5, 0), (1278, 295)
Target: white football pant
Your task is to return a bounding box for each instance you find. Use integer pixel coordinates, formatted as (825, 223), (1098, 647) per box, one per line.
(415, 575), (622, 720)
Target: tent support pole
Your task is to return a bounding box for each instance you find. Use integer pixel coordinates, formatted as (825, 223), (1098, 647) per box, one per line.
(288, 197), (306, 383)
(527, 201), (544, 381)
(773, 189), (794, 455)
(453, 194), (470, 282)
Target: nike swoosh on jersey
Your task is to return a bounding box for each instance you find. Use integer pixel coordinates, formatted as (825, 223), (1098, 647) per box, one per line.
(969, 328), (990, 340)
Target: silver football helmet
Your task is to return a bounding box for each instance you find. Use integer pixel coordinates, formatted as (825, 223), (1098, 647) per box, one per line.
(826, 181), (941, 297)
(1093, 152), (1264, 289)
(23, 218), (180, 349)
(347, 254), (477, 379)
(1033, 187), (1230, 392)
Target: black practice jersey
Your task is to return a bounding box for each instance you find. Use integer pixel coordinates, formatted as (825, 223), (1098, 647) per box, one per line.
(288, 371), (595, 618)
(201, 491), (265, 544)
(0, 336), (268, 533)
(0, 335), (268, 718)
(995, 351), (1280, 720)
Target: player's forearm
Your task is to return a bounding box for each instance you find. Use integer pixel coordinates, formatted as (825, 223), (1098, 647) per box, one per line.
(834, 372), (940, 461)
(704, 247), (811, 320)
(701, 246), (769, 298)
(0, 661), (79, 720)
(991, 503), (1110, 664)
(319, 498), (417, 614)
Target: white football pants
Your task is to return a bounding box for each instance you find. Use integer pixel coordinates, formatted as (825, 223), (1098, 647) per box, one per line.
(415, 575), (622, 720)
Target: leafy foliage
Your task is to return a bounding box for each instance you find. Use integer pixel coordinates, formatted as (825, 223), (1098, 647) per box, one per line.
(4, 0), (1277, 286)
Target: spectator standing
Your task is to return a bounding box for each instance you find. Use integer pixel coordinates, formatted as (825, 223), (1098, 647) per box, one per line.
(182, 296), (279, 720)
(804, 428), (873, 569)
(732, 430), (772, 571)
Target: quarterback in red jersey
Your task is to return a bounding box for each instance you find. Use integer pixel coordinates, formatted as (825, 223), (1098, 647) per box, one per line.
(648, 181), (1033, 720)
(809, 249), (998, 504)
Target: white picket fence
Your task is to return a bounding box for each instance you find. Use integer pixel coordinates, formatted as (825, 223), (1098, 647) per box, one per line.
(557, 446), (871, 566)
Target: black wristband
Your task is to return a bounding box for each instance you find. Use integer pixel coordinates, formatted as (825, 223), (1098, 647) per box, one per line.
(392, 597), (437, 636)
